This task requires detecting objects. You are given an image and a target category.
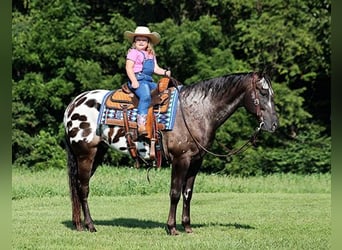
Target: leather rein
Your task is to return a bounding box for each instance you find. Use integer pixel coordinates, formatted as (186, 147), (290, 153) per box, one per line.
(172, 75), (264, 159)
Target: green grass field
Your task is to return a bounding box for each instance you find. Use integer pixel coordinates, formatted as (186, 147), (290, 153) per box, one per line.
(12, 167), (331, 249)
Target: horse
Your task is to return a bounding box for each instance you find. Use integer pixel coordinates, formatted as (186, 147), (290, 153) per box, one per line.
(63, 72), (278, 235)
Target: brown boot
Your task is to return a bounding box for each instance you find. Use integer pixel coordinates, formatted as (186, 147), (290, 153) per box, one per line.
(137, 114), (148, 136)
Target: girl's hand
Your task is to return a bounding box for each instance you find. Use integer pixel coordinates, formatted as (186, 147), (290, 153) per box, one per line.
(162, 68), (171, 77)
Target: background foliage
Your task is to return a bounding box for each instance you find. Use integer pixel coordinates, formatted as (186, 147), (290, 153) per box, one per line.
(12, 0), (331, 175)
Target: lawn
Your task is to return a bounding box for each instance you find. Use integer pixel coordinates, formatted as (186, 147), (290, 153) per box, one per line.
(12, 167), (331, 249)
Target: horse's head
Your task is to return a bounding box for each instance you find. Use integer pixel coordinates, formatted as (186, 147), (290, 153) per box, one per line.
(245, 73), (278, 132)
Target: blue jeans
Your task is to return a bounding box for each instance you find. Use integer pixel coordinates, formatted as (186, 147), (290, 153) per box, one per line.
(129, 80), (157, 115)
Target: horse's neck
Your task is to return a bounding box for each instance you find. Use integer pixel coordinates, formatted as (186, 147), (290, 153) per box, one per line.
(182, 89), (245, 129)
(209, 93), (245, 128)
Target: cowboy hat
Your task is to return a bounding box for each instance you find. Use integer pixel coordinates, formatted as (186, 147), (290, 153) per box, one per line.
(124, 26), (161, 45)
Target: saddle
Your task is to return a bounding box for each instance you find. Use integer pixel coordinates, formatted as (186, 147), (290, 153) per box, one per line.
(103, 77), (173, 167)
(106, 78), (170, 117)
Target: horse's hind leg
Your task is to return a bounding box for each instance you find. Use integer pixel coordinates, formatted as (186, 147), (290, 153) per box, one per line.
(67, 140), (107, 232)
(76, 149), (98, 232)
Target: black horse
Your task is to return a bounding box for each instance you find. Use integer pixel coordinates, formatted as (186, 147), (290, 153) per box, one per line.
(63, 72), (278, 235)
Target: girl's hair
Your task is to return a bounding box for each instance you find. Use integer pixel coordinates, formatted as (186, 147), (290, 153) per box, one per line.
(131, 37), (156, 56)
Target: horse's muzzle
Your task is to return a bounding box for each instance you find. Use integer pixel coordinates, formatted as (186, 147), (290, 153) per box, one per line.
(260, 120), (278, 133)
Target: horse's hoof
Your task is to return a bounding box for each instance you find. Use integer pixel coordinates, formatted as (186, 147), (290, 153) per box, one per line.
(170, 229), (179, 236)
(182, 222), (193, 233)
(167, 226), (179, 236)
(74, 222), (84, 231)
(86, 224), (97, 232)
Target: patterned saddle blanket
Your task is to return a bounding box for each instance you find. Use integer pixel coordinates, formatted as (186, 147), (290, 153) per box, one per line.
(97, 78), (180, 131)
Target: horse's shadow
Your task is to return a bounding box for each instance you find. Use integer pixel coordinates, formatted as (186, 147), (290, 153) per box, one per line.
(62, 218), (255, 231)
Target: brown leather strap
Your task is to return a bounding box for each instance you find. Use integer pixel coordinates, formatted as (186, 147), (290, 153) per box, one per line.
(150, 138), (156, 161)
(146, 106), (154, 139)
(121, 104), (138, 161)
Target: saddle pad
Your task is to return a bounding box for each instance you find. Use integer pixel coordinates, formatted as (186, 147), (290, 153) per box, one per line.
(97, 87), (180, 130)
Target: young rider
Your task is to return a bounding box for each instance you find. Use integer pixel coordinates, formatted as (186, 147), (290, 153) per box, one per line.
(124, 26), (171, 136)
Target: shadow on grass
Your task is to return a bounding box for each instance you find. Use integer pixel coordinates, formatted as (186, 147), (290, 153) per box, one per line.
(62, 218), (255, 231)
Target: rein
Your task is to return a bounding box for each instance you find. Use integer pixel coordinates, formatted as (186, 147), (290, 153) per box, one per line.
(171, 76), (264, 159)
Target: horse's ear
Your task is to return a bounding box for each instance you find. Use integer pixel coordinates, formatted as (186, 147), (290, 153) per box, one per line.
(253, 71), (263, 80)
(262, 65), (276, 79)
(254, 60), (276, 78)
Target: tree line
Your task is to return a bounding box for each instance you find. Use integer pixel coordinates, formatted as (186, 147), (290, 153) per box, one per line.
(12, 0), (331, 175)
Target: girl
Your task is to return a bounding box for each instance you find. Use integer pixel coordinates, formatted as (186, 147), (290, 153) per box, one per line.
(124, 26), (171, 136)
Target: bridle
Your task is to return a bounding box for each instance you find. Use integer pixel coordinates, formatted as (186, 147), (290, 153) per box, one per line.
(251, 73), (265, 127)
(172, 75), (264, 159)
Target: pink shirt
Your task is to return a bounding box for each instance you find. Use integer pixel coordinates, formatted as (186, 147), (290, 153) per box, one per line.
(126, 49), (155, 73)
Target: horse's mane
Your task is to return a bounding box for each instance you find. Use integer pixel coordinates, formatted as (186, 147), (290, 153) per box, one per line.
(180, 72), (258, 100)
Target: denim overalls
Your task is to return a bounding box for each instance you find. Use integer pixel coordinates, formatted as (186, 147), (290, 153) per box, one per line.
(128, 51), (157, 115)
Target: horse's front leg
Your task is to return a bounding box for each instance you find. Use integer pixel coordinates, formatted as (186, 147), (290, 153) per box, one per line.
(181, 175), (196, 233)
(181, 161), (201, 233)
(167, 158), (189, 235)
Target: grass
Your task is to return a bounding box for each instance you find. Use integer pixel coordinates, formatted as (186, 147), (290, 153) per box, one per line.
(12, 167), (331, 249)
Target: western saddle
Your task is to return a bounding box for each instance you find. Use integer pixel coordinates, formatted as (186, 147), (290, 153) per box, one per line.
(103, 77), (174, 167)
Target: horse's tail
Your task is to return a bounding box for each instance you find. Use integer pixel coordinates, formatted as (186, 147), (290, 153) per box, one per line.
(64, 136), (81, 226)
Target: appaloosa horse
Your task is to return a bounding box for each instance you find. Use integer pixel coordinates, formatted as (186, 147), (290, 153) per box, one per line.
(63, 72), (278, 235)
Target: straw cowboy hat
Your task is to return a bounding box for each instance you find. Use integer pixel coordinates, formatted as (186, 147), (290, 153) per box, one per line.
(124, 26), (161, 45)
